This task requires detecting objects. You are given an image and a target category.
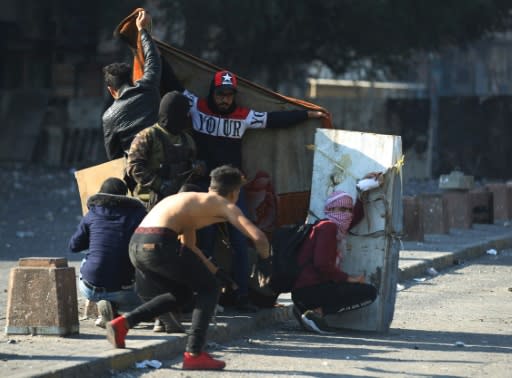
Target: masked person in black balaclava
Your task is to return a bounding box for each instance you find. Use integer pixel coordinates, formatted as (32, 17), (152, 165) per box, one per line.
(126, 91), (206, 211)
(126, 90), (206, 334)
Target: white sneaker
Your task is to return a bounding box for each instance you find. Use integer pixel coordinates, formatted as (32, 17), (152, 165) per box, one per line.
(95, 316), (106, 329)
(97, 300), (114, 328)
(301, 311), (334, 334)
(153, 318), (164, 332)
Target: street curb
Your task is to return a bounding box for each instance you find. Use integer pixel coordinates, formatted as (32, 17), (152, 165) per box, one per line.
(398, 232), (512, 282)
(39, 306), (293, 377)
(28, 226), (512, 378)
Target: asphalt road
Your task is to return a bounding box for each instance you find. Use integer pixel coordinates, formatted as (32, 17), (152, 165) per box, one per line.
(1, 164), (511, 378)
(111, 250), (512, 378)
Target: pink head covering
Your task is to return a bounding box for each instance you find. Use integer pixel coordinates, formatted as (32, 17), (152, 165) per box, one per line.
(324, 191), (353, 234)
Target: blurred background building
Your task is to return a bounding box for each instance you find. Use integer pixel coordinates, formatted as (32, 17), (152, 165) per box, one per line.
(1, 0), (511, 182)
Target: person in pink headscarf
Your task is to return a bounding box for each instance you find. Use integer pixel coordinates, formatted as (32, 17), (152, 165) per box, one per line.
(291, 188), (378, 333)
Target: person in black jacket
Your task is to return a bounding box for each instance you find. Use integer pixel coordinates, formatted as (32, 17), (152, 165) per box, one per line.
(69, 178), (147, 328)
(163, 67), (327, 311)
(102, 10), (161, 160)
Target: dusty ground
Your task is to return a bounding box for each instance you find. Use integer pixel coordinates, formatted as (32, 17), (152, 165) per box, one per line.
(0, 163), (82, 262)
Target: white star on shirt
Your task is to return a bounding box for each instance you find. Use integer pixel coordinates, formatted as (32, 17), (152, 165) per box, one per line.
(222, 73), (233, 84)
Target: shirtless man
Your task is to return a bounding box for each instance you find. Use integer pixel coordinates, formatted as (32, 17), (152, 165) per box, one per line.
(106, 165), (269, 370)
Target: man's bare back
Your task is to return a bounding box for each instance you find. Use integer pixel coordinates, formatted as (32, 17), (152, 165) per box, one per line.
(138, 191), (269, 260)
(139, 191), (234, 232)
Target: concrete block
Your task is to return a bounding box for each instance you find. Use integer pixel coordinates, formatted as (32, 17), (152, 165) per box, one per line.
(439, 170), (474, 190)
(485, 183), (510, 221)
(469, 188), (493, 224)
(5, 257), (79, 336)
(442, 190), (472, 229)
(419, 193), (450, 234)
(402, 196), (424, 241)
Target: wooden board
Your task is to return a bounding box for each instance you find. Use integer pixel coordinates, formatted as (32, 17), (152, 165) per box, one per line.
(74, 158), (126, 215)
(308, 129), (403, 332)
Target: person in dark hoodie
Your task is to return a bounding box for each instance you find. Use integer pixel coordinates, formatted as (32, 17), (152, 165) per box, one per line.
(68, 177), (147, 328)
(126, 91), (205, 211)
(102, 10), (161, 160)
(162, 68), (327, 311)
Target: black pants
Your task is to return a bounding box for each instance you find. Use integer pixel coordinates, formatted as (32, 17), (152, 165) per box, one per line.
(292, 281), (377, 315)
(127, 228), (219, 353)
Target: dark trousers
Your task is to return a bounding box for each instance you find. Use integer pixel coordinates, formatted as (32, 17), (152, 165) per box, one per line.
(292, 281), (377, 315)
(127, 229), (219, 353)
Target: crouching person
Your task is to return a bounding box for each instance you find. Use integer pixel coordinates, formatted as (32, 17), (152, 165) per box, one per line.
(292, 190), (378, 333)
(68, 178), (147, 328)
(106, 165), (270, 370)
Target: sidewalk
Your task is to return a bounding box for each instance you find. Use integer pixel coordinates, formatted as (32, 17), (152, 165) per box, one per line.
(0, 222), (511, 378)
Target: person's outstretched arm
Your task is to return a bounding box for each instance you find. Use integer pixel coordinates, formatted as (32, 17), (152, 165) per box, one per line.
(223, 202), (270, 259)
(136, 10), (161, 89)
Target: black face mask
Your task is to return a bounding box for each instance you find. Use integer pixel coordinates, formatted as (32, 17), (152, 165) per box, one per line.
(158, 91), (190, 134)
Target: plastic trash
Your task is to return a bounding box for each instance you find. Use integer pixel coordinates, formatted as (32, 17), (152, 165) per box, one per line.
(426, 267), (438, 276)
(135, 360), (162, 369)
(356, 177), (380, 192)
(454, 341), (465, 347)
(396, 283), (405, 291)
(16, 231), (35, 238)
(486, 249), (498, 256)
(413, 277), (426, 282)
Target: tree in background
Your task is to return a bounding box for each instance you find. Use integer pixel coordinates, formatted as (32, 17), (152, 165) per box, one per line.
(144, 0), (511, 89)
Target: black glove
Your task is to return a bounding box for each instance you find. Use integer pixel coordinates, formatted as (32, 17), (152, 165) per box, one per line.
(215, 268), (237, 289)
(159, 180), (175, 197)
(257, 256), (272, 278)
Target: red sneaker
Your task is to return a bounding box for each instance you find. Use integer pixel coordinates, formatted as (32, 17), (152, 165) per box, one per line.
(106, 316), (128, 348)
(182, 352), (226, 370)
